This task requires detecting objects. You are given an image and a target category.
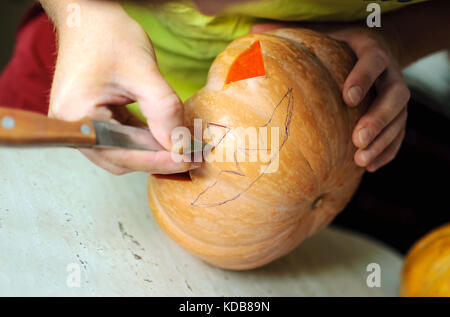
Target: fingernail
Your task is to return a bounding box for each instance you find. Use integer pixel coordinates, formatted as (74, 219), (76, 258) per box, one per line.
(358, 128), (371, 148)
(189, 162), (202, 170)
(348, 86), (362, 106)
(359, 149), (373, 166)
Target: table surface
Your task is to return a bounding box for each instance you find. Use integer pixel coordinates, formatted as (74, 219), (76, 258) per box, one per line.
(0, 148), (403, 296)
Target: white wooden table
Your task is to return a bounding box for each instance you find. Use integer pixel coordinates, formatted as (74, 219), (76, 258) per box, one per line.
(0, 148), (403, 296)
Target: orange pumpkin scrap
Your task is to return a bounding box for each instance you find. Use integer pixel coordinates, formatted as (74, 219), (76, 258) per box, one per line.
(401, 223), (450, 297)
(225, 40), (265, 84)
(147, 28), (371, 270)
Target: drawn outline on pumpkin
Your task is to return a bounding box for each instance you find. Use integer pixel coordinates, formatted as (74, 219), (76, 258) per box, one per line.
(190, 88), (294, 207)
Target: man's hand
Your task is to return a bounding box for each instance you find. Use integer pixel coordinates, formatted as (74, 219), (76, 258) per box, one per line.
(251, 22), (409, 172)
(42, 0), (197, 175)
(323, 26), (409, 172)
(251, 0), (450, 172)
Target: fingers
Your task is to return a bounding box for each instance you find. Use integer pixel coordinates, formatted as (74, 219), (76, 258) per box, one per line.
(80, 149), (133, 175)
(352, 65), (410, 149)
(339, 30), (410, 172)
(343, 45), (390, 107)
(50, 81), (194, 175)
(352, 64), (409, 171)
(129, 66), (185, 151)
(79, 148), (196, 175)
(354, 107), (407, 168)
(106, 104), (148, 127)
(366, 129), (405, 173)
(47, 9), (194, 176)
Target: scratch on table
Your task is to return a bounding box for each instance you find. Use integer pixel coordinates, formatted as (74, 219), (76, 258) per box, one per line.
(76, 254), (87, 271)
(118, 222), (142, 248)
(133, 253), (143, 260)
(185, 279), (193, 292)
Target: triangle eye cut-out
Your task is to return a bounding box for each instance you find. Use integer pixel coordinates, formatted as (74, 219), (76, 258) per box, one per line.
(225, 40), (266, 85)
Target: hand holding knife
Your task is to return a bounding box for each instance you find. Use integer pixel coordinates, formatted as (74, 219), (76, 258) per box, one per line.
(0, 107), (201, 154)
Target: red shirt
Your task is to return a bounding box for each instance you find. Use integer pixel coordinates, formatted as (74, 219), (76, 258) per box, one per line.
(0, 5), (56, 115)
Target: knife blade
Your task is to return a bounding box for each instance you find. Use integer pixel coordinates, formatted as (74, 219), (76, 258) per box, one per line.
(0, 107), (203, 154)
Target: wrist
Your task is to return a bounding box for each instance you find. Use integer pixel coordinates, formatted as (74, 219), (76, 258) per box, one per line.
(41, 0), (130, 39)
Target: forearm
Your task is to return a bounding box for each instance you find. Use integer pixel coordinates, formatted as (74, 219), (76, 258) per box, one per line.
(382, 0), (450, 68)
(39, 0), (129, 34)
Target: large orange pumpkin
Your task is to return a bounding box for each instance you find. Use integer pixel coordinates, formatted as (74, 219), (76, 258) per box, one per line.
(148, 28), (370, 270)
(401, 223), (450, 297)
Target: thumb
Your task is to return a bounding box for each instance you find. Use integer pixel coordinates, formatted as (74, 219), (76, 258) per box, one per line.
(131, 67), (184, 151)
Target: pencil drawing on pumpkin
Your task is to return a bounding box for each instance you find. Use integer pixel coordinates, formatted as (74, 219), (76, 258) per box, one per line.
(191, 88), (294, 207)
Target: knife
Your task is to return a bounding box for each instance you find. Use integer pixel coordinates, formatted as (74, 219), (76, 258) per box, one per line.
(0, 107), (203, 153)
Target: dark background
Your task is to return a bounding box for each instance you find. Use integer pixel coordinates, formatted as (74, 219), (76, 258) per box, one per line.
(0, 0), (34, 69)
(334, 97), (449, 254)
(0, 0), (449, 256)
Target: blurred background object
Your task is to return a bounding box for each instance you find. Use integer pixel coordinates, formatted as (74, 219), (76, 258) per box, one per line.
(403, 50), (450, 118)
(400, 223), (450, 297)
(0, 0), (34, 70)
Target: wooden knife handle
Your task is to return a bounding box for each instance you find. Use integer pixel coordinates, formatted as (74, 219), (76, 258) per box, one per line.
(0, 107), (96, 147)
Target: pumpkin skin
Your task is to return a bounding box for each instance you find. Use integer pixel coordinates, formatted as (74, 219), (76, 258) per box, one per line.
(401, 223), (450, 297)
(147, 28), (370, 270)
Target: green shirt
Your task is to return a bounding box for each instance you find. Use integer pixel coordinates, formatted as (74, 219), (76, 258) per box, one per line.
(122, 0), (425, 119)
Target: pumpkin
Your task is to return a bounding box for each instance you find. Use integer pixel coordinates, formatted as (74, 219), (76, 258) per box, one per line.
(148, 28), (370, 270)
(401, 223), (450, 297)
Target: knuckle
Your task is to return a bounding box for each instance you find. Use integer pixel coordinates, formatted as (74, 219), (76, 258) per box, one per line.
(397, 84), (411, 102)
(404, 88), (411, 102)
(371, 142), (385, 158)
(49, 104), (66, 120)
(386, 150), (397, 163)
(397, 133), (406, 149)
(369, 116), (388, 134)
(161, 96), (183, 119)
(401, 109), (408, 125)
(360, 39), (378, 54)
(104, 162), (129, 175)
(109, 168), (127, 176)
(390, 83), (411, 103)
(358, 72), (373, 90)
(372, 47), (390, 68)
(120, 150), (137, 165)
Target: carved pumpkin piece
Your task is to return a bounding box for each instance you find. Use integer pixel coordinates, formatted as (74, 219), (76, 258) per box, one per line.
(225, 40), (265, 84)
